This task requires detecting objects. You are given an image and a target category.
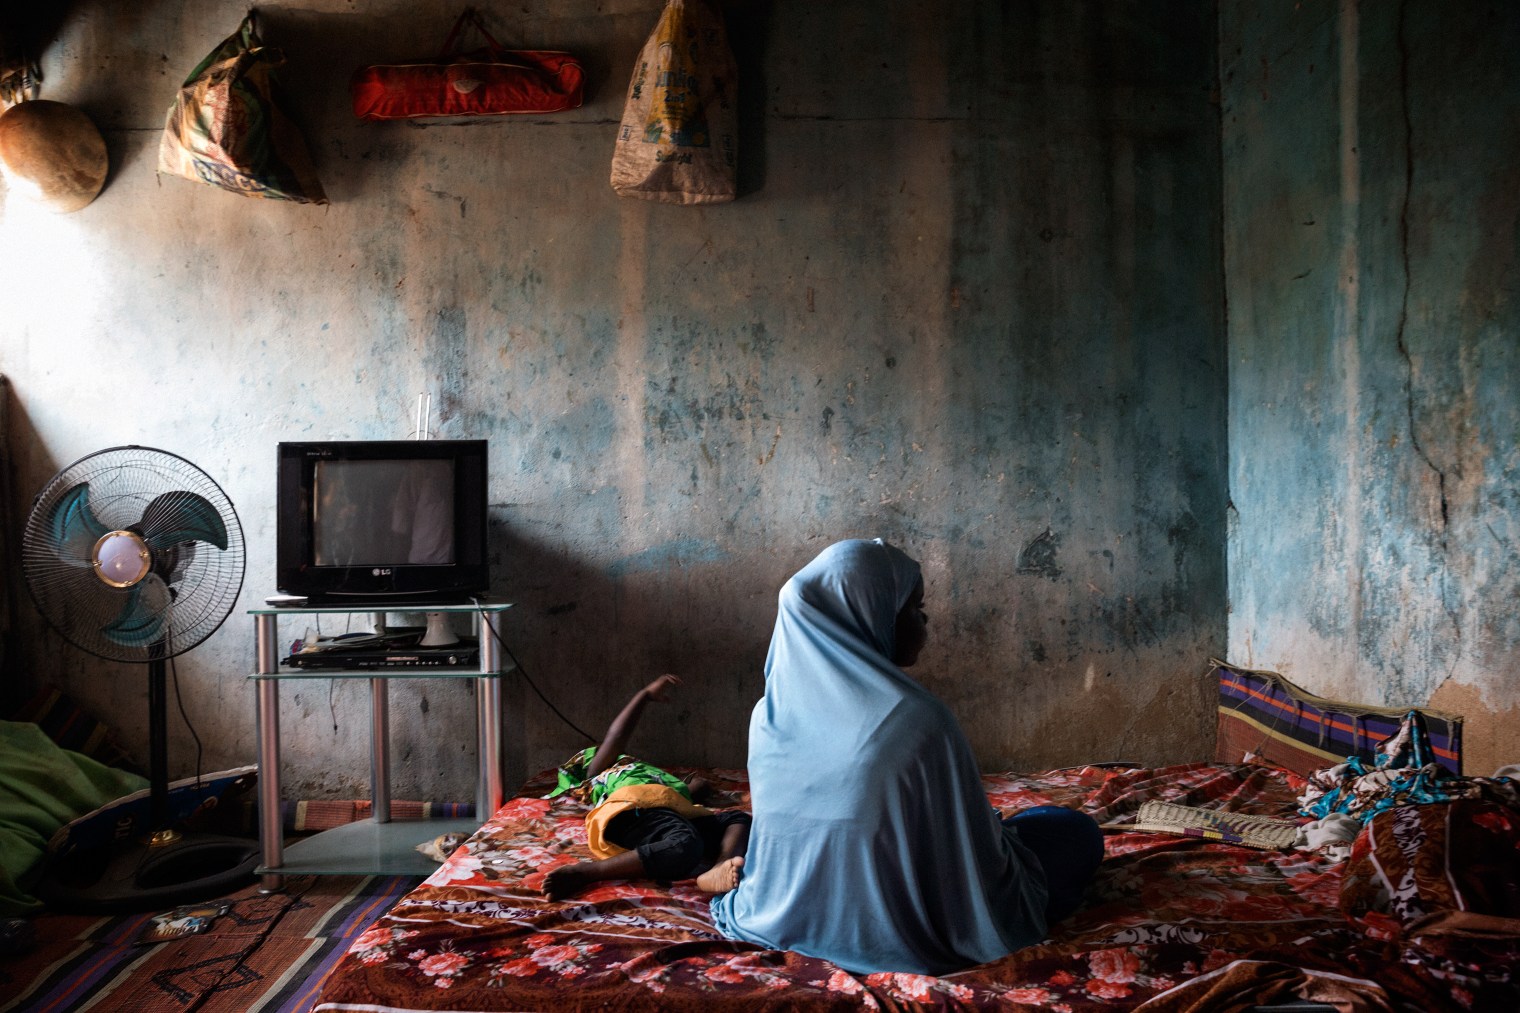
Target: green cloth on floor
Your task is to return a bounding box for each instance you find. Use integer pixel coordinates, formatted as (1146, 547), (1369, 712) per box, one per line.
(0, 720), (147, 916)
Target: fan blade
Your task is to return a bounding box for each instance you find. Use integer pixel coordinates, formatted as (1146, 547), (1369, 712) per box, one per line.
(158, 540), (197, 586)
(48, 483), (108, 563)
(100, 574), (171, 648)
(138, 491), (229, 551)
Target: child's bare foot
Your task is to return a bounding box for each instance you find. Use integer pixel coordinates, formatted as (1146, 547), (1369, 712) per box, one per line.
(543, 863), (592, 901)
(695, 856), (744, 894)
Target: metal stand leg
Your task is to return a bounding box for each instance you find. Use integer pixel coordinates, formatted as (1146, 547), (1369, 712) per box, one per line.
(255, 614), (284, 893)
(371, 677), (391, 822)
(477, 678), (503, 818)
(477, 610), (507, 817)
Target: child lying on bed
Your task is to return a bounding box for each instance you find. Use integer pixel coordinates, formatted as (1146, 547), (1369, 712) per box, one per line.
(542, 674), (752, 901)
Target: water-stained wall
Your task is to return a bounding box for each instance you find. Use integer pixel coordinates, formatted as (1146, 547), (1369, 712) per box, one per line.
(1, 1), (1225, 799)
(1221, 1), (1520, 776)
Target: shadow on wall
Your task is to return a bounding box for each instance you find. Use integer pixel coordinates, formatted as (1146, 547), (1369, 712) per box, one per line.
(488, 521), (776, 786)
(2, 381), (66, 712)
(0, 6), (74, 73)
(728, 0), (770, 198)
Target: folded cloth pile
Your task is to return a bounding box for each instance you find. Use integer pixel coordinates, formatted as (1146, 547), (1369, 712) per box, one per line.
(1299, 710), (1518, 825)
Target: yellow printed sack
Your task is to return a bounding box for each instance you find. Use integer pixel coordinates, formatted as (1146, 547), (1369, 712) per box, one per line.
(610, 0), (737, 204)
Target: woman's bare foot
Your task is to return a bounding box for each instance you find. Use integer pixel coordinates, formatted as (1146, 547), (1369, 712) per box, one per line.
(695, 856), (744, 894)
(542, 863), (593, 901)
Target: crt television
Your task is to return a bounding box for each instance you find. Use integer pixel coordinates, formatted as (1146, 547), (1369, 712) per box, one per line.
(276, 440), (489, 603)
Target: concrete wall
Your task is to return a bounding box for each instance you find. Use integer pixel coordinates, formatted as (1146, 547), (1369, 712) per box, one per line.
(1221, 0), (1520, 776)
(1, 1), (1226, 799)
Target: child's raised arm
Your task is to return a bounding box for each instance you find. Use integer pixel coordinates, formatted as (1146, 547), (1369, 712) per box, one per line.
(585, 674), (680, 780)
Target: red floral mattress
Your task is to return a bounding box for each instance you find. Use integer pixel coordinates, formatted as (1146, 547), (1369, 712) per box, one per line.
(309, 762), (1520, 1011)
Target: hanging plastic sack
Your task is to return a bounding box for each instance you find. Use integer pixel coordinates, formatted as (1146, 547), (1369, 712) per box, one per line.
(610, 0), (736, 205)
(351, 9), (583, 122)
(158, 11), (327, 204)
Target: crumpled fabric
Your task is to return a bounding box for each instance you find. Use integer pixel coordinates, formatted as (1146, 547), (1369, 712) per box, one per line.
(709, 538), (1048, 975)
(1299, 710), (1518, 824)
(1293, 811), (1360, 861)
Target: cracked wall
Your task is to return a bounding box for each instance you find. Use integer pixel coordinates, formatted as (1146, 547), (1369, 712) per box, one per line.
(1221, 0), (1520, 775)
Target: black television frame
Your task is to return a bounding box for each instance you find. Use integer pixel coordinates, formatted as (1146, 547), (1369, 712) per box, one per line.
(276, 440), (489, 603)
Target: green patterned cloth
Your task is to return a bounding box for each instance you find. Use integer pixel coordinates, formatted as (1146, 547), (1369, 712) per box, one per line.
(547, 746), (692, 808)
(0, 721), (147, 915)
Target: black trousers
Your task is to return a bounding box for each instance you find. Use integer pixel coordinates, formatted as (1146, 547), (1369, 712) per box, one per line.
(603, 807), (752, 881)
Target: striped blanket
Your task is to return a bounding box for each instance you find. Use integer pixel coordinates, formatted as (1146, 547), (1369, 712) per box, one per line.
(1213, 661), (1463, 776)
(0, 874), (418, 1012)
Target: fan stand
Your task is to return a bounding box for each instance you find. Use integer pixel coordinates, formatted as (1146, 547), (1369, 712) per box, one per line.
(33, 654), (261, 914)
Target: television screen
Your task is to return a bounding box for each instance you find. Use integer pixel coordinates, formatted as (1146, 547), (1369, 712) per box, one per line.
(313, 459), (456, 567)
(277, 441), (488, 603)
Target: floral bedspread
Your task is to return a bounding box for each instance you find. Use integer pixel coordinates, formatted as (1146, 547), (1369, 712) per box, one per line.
(309, 762), (1519, 1012)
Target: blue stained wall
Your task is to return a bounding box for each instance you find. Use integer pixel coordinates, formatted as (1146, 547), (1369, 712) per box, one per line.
(1221, 0), (1520, 776)
(2, 1), (1227, 798)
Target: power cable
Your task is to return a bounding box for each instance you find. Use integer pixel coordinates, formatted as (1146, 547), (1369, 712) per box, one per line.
(474, 602), (597, 744)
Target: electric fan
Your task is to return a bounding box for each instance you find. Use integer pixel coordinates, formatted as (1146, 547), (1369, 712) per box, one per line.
(20, 445), (257, 911)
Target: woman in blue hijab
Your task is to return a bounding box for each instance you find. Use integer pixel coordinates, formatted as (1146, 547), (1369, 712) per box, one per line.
(710, 538), (1103, 975)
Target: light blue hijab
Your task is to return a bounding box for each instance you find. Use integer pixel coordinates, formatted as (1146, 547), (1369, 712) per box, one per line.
(710, 539), (1048, 974)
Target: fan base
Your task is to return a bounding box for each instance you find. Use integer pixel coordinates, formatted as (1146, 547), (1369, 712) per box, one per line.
(34, 833), (260, 914)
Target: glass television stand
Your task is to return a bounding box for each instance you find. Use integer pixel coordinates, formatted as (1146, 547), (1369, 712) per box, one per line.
(249, 600), (513, 892)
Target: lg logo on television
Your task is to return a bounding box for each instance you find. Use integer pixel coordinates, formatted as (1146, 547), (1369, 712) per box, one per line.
(372, 568), (393, 576)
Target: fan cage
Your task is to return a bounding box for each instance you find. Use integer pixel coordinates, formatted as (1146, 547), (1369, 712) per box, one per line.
(22, 446), (246, 663)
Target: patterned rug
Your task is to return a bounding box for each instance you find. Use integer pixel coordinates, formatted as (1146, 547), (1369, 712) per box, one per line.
(0, 874), (420, 1012)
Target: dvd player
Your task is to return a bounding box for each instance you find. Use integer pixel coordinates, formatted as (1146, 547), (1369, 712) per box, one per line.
(284, 629), (479, 670)
(286, 646), (479, 669)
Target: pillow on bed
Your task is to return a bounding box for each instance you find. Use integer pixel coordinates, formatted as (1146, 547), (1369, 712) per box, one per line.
(1340, 799), (1520, 925)
(1213, 661), (1463, 778)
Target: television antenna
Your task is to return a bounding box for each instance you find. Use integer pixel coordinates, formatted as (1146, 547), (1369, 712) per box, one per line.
(411, 392), (433, 441)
